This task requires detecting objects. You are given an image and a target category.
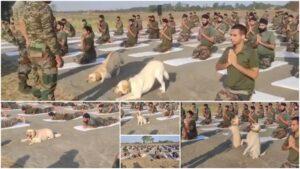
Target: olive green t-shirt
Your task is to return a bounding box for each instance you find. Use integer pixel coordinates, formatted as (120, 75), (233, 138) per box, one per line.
(57, 31), (68, 47)
(201, 25), (217, 47)
(257, 31), (275, 56)
(218, 46), (259, 93)
(279, 111), (290, 128)
(286, 134), (299, 165)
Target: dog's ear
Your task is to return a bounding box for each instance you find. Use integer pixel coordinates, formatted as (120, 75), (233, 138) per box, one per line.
(122, 81), (130, 94)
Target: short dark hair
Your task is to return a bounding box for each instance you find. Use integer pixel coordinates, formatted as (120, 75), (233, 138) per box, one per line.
(83, 113), (90, 119)
(99, 15), (104, 19)
(61, 18), (67, 22)
(202, 14), (209, 19)
(188, 110), (194, 116)
(117, 16), (120, 19)
(249, 17), (257, 22)
(231, 24), (248, 35)
(57, 21), (64, 28)
(162, 18), (168, 23)
(83, 26), (92, 33)
(82, 19), (86, 22)
(250, 106), (255, 110)
(291, 116), (299, 123)
(259, 18), (268, 25)
(182, 14), (188, 18)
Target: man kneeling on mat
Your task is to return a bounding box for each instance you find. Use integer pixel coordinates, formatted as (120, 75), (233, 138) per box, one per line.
(215, 24), (259, 101)
(153, 18), (172, 53)
(200, 104), (212, 125)
(241, 104), (250, 122)
(192, 14), (216, 60)
(75, 26), (96, 64)
(82, 113), (118, 128)
(164, 104), (174, 117)
(120, 19), (138, 48)
(48, 111), (82, 121)
(1, 116), (26, 128)
(264, 104), (275, 125)
(148, 102), (158, 114)
(272, 103), (290, 139)
(21, 105), (43, 114)
(182, 110), (198, 140)
(218, 105), (235, 128)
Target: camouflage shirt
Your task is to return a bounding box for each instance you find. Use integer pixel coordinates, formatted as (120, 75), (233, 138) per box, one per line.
(23, 2), (61, 56)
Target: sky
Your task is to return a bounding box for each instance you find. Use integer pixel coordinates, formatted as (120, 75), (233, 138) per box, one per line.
(121, 135), (180, 143)
(52, 1), (289, 11)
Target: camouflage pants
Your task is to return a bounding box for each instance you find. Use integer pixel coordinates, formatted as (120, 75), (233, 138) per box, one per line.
(121, 39), (136, 48)
(170, 27), (176, 34)
(60, 44), (69, 56)
(241, 114), (249, 122)
(259, 54), (274, 69)
(264, 118), (274, 125)
(75, 50), (96, 64)
(272, 127), (288, 139)
(215, 88), (252, 101)
(96, 35), (110, 44)
(177, 32), (190, 42)
(24, 107), (43, 114)
(200, 118), (212, 125)
(148, 31), (160, 39)
(18, 47), (32, 93)
(153, 42), (172, 53)
(192, 45), (211, 60)
(28, 52), (58, 100)
(114, 29), (124, 36)
(215, 35), (226, 43)
(52, 112), (82, 120)
(1, 117), (24, 128)
(217, 120), (231, 128)
(286, 41), (299, 52)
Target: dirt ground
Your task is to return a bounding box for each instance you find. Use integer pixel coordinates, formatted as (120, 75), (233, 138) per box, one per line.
(1, 107), (120, 168)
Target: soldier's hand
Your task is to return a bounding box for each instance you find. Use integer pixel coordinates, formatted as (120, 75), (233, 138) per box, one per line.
(55, 55), (64, 68)
(256, 35), (262, 44)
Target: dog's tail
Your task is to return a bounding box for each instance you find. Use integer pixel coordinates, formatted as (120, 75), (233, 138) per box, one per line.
(163, 70), (169, 80)
(54, 133), (62, 138)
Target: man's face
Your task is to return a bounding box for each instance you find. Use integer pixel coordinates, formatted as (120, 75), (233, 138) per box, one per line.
(290, 120), (299, 133)
(249, 20), (256, 26)
(217, 17), (223, 23)
(288, 17), (293, 22)
(83, 117), (89, 124)
(230, 29), (244, 45)
(280, 105), (286, 112)
(56, 24), (62, 31)
(162, 22), (167, 27)
(117, 17), (120, 21)
(202, 18), (208, 26)
(129, 21), (133, 25)
(259, 23), (267, 30)
(99, 18), (103, 22)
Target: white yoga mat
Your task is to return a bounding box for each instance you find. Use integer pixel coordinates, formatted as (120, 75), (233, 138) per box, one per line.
(276, 51), (299, 59)
(121, 116), (134, 122)
(97, 40), (123, 46)
(18, 113), (48, 117)
(260, 136), (280, 143)
(63, 51), (83, 58)
(163, 53), (222, 66)
(128, 47), (183, 58)
(184, 41), (231, 48)
(2, 123), (30, 130)
(73, 122), (119, 131)
(181, 135), (209, 143)
(156, 115), (179, 121)
(197, 122), (220, 127)
(98, 43), (149, 52)
(2, 45), (17, 50)
(271, 77), (299, 91)
(68, 39), (81, 44)
(5, 51), (19, 57)
(143, 112), (162, 116)
(176, 39), (198, 44)
(251, 91), (285, 101)
(218, 61), (288, 75)
(59, 57), (105, 71)
(199, 127), (222, 131)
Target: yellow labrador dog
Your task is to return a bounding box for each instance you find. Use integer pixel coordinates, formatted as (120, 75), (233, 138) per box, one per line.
(229, 115), (241, 148)
(136, 111), (150, 125)
(114, 60), (169, 100)
(87, 51), (123, 83)
(21, 128), (61, 145)
(241, 123), (264, 159)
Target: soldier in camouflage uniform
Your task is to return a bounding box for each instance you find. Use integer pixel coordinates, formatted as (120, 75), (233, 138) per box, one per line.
(148, 15), (159, 39)
(200, 104), (212, 125)
(264, 103), (276, 125)
(169, 16), (176, 34)
(193, 14), (217, 60)
(272, 103), (290, 139)
(23, 1), (64, 100)
(153, 18), (172, 53)
(121, 19), (138, 47)
(114, 16), (124, 35)
(96, 15), (110, 44)
(246, 17), (259, 48)
(192, 11), (200, 26)
(177, 14), (193, 42)
(215, 24), (259, 101)
(241, 104), (250, 122)
(61, 18), (76, 37)
(217, 105), (235, 128)
(2, 18), (32, 94)
(75, 26), (96, 64)
(214, 15), (228, 43)
(254, 18), (276, 69)
(136, 15), (143, 32)
(56, 21), (68, 56)
(286, 15), (299, 52)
